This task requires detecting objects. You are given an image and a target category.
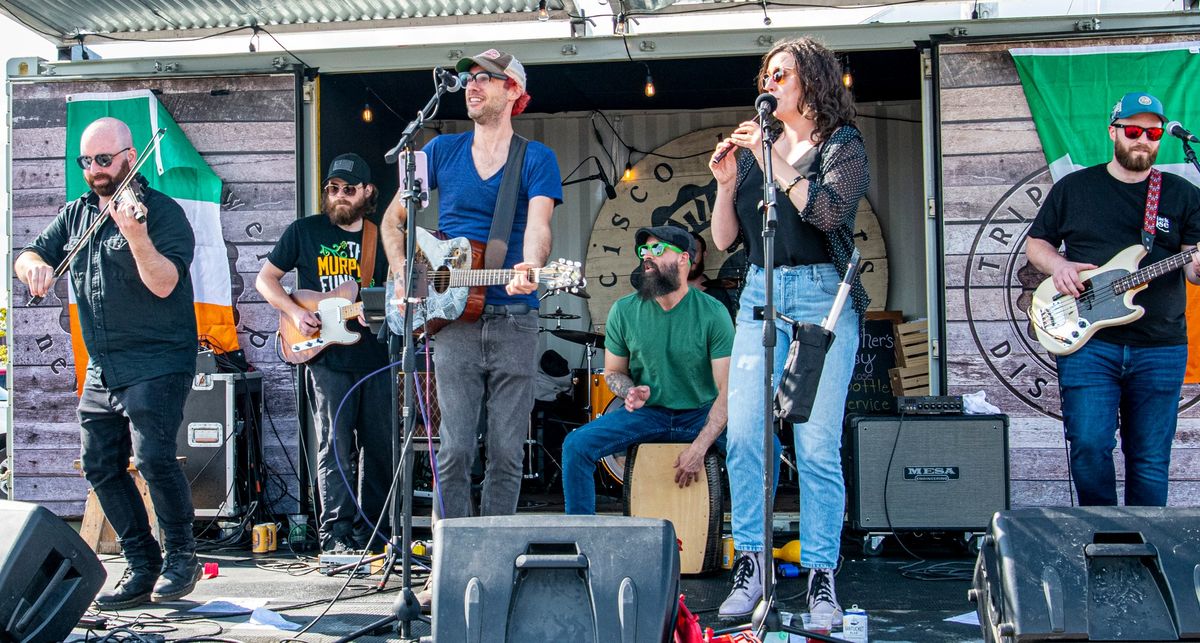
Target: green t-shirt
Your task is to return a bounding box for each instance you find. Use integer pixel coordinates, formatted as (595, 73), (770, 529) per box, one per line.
(605, 287), (735, 410)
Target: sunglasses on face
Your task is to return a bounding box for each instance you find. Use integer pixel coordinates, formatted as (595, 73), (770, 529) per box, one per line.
(463, 71), (507, 86)
(760, 68), (794, 88)
(1115, 124), (1164, 141)
(637, 241), (685, 259)
(324, 183), (362, 197)
(76, 147), (132, 170)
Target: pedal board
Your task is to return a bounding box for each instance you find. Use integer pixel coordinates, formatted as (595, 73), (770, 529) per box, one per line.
(318, 553), (374, 575)
(896, 395), (963, 415)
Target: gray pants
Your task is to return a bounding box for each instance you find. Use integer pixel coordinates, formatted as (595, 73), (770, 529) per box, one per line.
(432, 311), (539, 519)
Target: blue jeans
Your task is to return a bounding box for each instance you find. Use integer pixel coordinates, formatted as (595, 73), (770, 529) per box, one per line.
(1057, 339), (1185, 506)
(726, 264), (859, 569)
(78, 370), (195, 564)
(561, 403), (728, 514)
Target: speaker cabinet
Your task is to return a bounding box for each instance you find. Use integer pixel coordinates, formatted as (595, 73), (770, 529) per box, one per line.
(845, 414), (1009, 531)
(971, 507), (1200, 642)
(177, 371), (263, 517)
(432, 515), (679, 642)
(0, 500), (106, 643)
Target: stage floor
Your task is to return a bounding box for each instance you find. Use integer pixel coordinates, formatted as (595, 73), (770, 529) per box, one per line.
(67, 523), (986, 643)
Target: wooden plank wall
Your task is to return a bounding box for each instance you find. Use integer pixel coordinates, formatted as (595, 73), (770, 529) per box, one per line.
(939, 35), (1200, 507)
(9, 74), (302, 518)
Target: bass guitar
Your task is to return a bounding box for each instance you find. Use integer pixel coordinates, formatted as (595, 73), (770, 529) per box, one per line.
(385, 227), (585, 336)
(278, 280), (365, 364)
(1028, 244), (1198, 355)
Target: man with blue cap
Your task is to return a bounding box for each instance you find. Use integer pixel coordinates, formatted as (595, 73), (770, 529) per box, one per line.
(1025, 92), (1200, 506)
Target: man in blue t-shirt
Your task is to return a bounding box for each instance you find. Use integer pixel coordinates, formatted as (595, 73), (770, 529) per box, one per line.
(381, 50), (562, 537)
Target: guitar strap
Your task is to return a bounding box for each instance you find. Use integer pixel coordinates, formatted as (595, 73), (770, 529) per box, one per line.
(484, 134), (530, 269)
(359, 218), (378, 288)
(1141, 168), (1163, 252)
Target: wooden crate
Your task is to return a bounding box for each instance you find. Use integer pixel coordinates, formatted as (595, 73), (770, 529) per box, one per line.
(890, 319), (930, 395)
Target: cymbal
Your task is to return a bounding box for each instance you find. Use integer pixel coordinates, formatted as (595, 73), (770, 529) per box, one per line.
(551, 329), (605, 348)
(700, 277), (743, 290)
(539, 310), (581, 320)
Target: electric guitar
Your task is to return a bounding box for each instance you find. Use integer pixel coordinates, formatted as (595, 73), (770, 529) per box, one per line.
(278, 280), (365, 364)
(1028, 244), (1198, 356)
(384, 227), (585, 336)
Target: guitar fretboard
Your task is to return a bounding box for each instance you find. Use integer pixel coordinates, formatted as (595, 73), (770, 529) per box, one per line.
(1113, 247), (1199, 294)
(446, 269), (536, 288)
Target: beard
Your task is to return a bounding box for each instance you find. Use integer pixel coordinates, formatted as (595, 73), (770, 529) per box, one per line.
(467, 94), (506, 126)
(323, 196), (369, 226)
(1114, 139), (1158, 172)
(637, 261), (681, 300)
(85, 160), (131, 197)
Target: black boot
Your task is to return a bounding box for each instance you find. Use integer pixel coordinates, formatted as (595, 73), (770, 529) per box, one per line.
(95, 542), (162, 611)
(151, 551), (201, 603)
(94, 564), (159, 610)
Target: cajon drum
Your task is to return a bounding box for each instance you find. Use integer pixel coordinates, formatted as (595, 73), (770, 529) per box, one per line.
(622, 443), (723, 574)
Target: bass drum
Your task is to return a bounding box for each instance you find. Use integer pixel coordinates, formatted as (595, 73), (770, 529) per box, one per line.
(598, 397), (627, 485)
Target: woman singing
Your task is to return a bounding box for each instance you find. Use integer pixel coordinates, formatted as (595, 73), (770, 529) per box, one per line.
(710, 37), (869, 623)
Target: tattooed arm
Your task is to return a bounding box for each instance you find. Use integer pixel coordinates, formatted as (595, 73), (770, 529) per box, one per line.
(604, 351), (649, 412)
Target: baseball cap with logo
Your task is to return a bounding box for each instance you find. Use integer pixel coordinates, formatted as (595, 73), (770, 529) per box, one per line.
(325, 153), (371, 185)
(1110, 92), (1167, 124)
(456, 49), (527, 90)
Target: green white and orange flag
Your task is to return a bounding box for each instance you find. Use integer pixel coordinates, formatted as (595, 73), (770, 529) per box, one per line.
(1010, 42), (1200, 382)
(65, 90), (240, 392)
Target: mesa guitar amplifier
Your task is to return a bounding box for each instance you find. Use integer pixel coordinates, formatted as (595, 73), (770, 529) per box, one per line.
(176, 371), (264, 518)
(845, 414), (1009, 531)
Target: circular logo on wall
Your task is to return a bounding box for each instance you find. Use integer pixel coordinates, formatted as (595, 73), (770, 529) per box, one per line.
(586, 126), (888, 327)
(964, 167), (1200, 419)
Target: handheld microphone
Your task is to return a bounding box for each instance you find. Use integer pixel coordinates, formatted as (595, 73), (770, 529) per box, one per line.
(1166, 121), (1200, 143)
(434, 67), (466, 92)
(755, 92), (778, 119)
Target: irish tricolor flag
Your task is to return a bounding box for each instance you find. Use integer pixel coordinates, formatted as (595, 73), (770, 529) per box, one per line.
(1010, 42), (1200, 382)
(65, 90), (240, 391)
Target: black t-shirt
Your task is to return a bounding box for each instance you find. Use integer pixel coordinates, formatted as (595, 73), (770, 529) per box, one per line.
(735, 146), (831, 268)
(1029, 164), (1200, 347)
(268, 213), (389, 371)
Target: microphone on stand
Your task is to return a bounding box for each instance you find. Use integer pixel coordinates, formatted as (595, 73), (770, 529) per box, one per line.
(1166, 121), (1200, 143)
(755, 92), (778, 120)
(434, 67), (467, 92)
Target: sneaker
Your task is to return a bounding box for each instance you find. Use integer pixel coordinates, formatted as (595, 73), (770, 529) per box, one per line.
(94, 565), (158, 610)
(806, 567), (842, 626)
(323, 536), (361, 554)
(718, 551), (764, 619)
(151, 551), (202, 603)
(416, 575), (433, 613)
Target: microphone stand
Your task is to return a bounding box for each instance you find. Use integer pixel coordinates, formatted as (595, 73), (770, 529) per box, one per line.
(1181, 137), (1200, 178)
(346, 78), (454, 642)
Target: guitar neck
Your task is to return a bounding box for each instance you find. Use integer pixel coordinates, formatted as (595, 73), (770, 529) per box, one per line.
(447, 268), (538, 288)
(340, 302), (364, 320)
(1114, 247), (1199, 293)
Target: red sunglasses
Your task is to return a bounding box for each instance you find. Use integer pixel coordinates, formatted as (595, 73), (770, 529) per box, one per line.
(1115, 123), (1164, 141)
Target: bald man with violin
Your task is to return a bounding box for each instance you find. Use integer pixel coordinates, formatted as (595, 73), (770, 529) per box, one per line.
(16, 117), (201, 609)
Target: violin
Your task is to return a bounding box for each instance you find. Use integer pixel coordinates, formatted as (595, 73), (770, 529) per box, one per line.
(115, 180), (148, 224)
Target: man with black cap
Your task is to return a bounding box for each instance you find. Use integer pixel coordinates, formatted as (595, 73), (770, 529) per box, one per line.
(381, 49), (561, 522)
(1026, 91), (1200, 506)
(257, 153), (391, 552)
(560, 225), (736, 514)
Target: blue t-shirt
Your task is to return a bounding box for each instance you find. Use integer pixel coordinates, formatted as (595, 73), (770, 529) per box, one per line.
(423, 131), (563, 307)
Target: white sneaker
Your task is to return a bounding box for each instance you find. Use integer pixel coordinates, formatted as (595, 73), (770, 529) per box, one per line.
(806, 567), (842, 626)
(718, 550), (765, 619)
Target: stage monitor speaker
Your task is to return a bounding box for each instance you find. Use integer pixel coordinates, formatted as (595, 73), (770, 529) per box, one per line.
(0, 500), (106, 643)
(432, 515), (679, 642)
(177, 371), (263, 517)
(845, 413), (1009, 531)
(970, 507), (1200, 642)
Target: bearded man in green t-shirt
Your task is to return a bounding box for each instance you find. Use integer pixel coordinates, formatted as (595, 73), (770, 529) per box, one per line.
(562, 225), (737, 514)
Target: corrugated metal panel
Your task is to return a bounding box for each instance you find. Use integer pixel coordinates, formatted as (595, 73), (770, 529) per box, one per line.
(1, 0), (550, 37)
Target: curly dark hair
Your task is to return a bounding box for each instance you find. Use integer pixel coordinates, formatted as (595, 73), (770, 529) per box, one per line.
(756, 37), (856, 144)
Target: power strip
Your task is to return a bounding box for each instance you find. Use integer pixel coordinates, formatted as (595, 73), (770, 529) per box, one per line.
(896, 395), (963, 415)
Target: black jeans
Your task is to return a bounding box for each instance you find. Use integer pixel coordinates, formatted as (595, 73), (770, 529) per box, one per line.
(79, 371), (195, 565)
(306, 362), (392, 549)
